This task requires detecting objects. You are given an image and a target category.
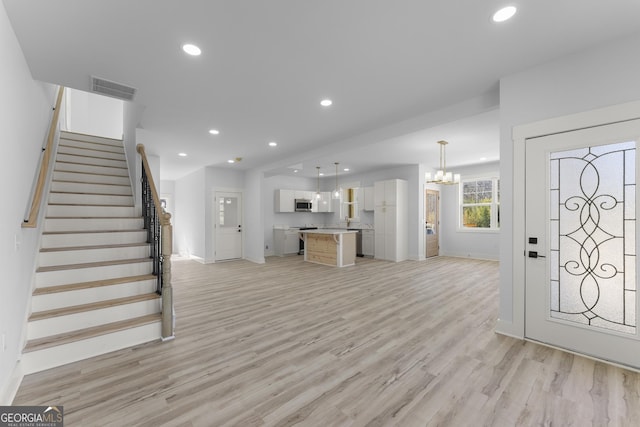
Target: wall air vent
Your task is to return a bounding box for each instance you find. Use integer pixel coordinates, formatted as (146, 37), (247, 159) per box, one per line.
(91, 76), (137, 101)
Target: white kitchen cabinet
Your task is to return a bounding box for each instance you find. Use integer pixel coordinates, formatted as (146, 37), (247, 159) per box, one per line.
(294, 190), (313, 200)
(273, 228), (301, 256)
(363, 187), (374, 211)
(316, 192), (333, 212)
(374, 179), (407, 262)
(362, 229), (374, 257)
(275, 189), (295, 212)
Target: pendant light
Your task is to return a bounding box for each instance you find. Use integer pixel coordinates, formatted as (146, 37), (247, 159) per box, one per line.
(315, 166), (321, 199)
(425, 140), (460, 184)
(333, 162), (340, 199)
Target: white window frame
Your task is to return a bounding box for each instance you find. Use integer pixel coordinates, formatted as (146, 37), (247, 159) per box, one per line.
(459, 175), (500, 232)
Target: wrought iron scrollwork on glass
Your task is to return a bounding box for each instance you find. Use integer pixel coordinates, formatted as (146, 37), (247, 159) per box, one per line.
(550, 141), (636, 334)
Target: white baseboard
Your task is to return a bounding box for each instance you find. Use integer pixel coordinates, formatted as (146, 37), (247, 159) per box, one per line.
(189, 255), (205, 264)
(0, 362), (24, 405)
(495, 318), (524, 339)
(438, 251), (499, 261)
(245, 256), (266, 264)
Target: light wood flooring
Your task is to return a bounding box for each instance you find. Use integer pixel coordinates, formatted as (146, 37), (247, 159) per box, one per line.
(13, 256), (640, 426)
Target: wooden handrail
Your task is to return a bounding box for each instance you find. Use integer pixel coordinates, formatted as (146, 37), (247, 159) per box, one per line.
(23, 86), (65, 228)
(137, 144), (169, 226)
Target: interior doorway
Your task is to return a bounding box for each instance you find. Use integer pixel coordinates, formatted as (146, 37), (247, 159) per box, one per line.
(425, 189), (439, 258)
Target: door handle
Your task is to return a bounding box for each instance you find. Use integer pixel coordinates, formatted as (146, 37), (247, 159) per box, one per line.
(528, 251), (546, 259)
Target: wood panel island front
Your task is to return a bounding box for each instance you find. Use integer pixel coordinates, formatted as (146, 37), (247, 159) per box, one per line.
(298, 229), (358, 267)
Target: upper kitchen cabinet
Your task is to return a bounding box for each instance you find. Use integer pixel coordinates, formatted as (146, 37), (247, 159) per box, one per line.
(362, 186), (374, 211)
(316, 192), (334, 213)
(275, 189), (295, 212)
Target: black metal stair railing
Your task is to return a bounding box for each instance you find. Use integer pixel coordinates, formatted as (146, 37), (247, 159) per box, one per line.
(141, 164), (163, 294)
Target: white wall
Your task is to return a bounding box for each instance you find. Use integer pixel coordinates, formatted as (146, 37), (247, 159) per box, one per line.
(204, 167), (244, 262)
(64, 88), (123, 139)
(0, 3), (58, 403)
(498, 31), (640, 336)
(439, 161), (500, 260)
(173, 169), (206, 260)
(244, 169), (265, 263)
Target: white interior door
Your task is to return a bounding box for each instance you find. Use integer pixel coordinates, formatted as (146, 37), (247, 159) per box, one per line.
(215, 191), (242, 261)
(525, 119), (640, 368)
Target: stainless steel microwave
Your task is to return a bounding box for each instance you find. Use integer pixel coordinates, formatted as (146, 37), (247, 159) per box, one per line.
(295, 199), (312, 212)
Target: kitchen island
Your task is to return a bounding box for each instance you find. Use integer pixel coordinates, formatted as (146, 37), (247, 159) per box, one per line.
(298, 229), (358, 267)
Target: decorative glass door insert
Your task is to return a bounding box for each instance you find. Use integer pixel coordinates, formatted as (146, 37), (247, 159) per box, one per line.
(549, 141), (636, 334)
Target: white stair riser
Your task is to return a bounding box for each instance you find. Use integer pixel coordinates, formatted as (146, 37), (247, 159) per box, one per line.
(58, 146), (125, 161)
(44, 217), (143, 232)
(56, 153), (126, 168)
(60, 132), (123, 147)
(49, 192), (134, 205)
(58, 139), (124, 154)
(53, 171), (130, 185)
(42, 231), (148, 248)
(28, 299), (160, 340)
(39, 245), (150, 267)
(54, 161), (128, 176)
(21, 322), (161, 375)
(50, 181), (132, 195)
(36, 262), (153, 287)
(31, 280), (157, 311)
(47, 205), (135, 217)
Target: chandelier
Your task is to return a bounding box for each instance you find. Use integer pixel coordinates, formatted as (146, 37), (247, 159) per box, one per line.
(425, 140), (460, 185)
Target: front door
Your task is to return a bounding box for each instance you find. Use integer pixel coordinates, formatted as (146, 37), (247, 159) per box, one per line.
(525, 119), (640, 368)
(215, 191), (242, 261)
(425, 189), (439, 257)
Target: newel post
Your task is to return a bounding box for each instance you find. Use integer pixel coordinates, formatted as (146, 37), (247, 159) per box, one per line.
(161, 211), (174, 340)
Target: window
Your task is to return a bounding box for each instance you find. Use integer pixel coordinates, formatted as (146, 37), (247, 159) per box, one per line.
(460, 177), (500, 230)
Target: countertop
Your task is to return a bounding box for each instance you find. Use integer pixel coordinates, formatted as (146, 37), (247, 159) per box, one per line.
(298, 229), (359, 235)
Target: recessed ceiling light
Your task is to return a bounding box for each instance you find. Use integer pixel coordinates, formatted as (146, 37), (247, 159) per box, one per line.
(343, 168), (350, 172)
(178, 153), (187, 157)
(480, 157), (488, 161)
(492, 6), (517, 22)
(293, 170), (299, 173)
(227, 159), (235, 164)
(268, 141), (277, 147)
(209, 129), (220, 135)
(319, 172), (325, 176)
(320, 99), (333, 107)
(182, 43), (202, 56)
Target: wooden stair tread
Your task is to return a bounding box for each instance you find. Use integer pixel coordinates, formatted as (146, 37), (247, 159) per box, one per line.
(58, 143), (124, 154)
(57, 152), (126, 161)
(52, 179), (130, 186)
(55, 160), (127, 170)
(43, 229), (143, 235)
(33, 274), (157, 295)
(45, 216), (140, 219)
(47, 203), (134, 207)
(23, 313), (161, 353)
(36, 257), (152, 273)
(41, 243), (148, 253)
(53, 169), (129, 178)
(49, 190), (132, 196)
(30, 293), (160, 321)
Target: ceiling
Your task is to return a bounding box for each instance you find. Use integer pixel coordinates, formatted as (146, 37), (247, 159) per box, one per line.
(5, 0), (640, 180)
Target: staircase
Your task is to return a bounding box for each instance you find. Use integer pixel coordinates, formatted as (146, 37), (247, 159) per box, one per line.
(21, 131), (162, 374)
